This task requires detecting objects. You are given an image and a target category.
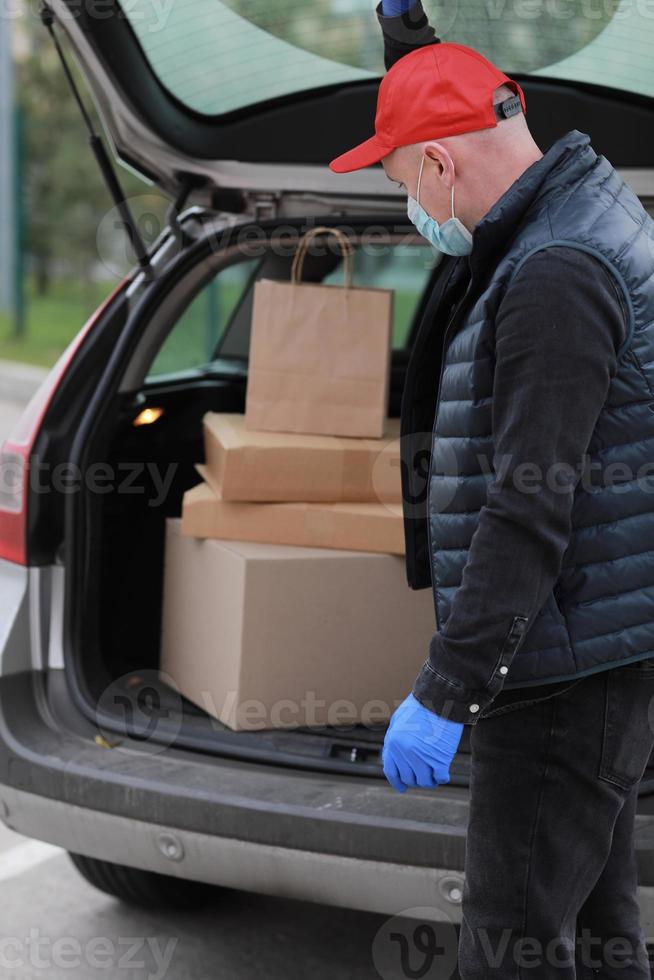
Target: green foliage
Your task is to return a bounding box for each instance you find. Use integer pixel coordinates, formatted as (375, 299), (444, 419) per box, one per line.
(16, 23), (166, 297)
(424, 0), (616, 72)
(223, 0), (382, 70)
(224, 0), (613, 74)
(0, 275), (116, 367)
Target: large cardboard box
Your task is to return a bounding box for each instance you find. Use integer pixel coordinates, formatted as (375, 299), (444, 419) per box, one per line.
(182, 475), (406, 555)
(203, 412), (402, 503)
(160, 519), (435, 730)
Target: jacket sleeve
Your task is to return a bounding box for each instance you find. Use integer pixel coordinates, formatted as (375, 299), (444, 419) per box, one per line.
(375, 0), (440, 71)
(411, 246), (629, 724)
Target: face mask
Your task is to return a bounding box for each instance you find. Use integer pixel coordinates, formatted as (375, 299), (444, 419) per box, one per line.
(407, 155), (473, 256)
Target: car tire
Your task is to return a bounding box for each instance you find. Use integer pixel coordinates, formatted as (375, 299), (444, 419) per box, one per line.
(67, 852), (221, 909)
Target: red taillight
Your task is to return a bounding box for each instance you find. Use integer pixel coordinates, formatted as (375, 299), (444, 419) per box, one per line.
(0, 280), (127, 565)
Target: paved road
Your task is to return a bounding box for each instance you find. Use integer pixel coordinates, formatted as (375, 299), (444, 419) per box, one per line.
(0, 383), (462, 980)
(0, 822), (462, 980)
(0, 800), (461, 980)
(0, 398), (25, 441)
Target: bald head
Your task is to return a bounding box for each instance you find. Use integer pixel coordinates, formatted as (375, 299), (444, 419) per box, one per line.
(383, 84), (543, 235)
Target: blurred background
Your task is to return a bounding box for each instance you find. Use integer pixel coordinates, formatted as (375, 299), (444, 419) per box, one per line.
(0, 13), (167, 370)
(0, 0), (615, 371)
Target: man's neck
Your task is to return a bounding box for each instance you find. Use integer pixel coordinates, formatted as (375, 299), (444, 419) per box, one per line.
(468, 145), (544, 230)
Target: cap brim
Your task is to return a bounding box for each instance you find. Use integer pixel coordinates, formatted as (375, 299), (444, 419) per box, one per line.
(329, 134), (394, 174)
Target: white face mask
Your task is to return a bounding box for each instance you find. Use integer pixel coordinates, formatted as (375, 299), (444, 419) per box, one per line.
(406, 155), (474, 256)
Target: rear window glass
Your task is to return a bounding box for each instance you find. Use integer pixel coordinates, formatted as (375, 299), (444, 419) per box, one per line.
(122, 0), (654, 115)
(123, 0), (371, 117)
(146, 241), (434, 381)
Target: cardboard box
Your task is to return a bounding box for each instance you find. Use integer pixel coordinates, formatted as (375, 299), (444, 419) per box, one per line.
(202, 412), (402, 503)
(182, 475), (405, 555)
(160, 519), (435, 730)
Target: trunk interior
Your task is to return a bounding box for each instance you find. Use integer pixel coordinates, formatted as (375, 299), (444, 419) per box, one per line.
(63, 214), (654, 792)
(65, 218), (475, 782)
(84, 357), (474, 782)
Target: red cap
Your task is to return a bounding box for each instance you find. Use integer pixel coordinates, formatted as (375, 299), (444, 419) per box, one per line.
(329, 43), (526, 174)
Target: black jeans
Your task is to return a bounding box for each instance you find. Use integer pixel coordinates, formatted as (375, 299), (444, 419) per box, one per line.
(458, 657), (654, 979)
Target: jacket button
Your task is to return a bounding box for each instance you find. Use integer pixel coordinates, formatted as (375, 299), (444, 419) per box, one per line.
(499, 666), (508, 675)
(469, 703), (480, 713)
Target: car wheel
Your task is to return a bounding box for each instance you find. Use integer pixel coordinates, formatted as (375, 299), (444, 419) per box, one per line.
(67, 852), (222, 909)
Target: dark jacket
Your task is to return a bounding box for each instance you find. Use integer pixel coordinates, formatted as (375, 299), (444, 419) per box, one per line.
(376, 3), (654, 723)
(412, 129), (654, 723)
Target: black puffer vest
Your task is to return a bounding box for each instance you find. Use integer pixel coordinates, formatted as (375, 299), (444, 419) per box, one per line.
(401, 130), (654, 687)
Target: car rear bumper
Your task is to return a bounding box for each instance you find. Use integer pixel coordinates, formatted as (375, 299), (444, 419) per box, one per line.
(2, 670), (654, 927)
(0, 670), (469, 919)
(0, 785), (469, 920)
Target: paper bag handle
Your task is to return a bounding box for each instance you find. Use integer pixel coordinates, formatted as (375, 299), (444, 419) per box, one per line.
(291, 226), (355, 289)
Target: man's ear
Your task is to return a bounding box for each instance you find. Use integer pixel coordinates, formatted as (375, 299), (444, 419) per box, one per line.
(423, 141), (455, 189)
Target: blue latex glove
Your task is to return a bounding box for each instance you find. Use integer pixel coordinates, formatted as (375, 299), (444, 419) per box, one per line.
(381, 0), (417, 14)
(382, 693), (464, 793)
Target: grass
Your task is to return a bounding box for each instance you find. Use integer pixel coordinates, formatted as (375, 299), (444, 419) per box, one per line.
(0, 278), (422, 372)
(0, 277), (118, 369)
(148, 287), (420, 378)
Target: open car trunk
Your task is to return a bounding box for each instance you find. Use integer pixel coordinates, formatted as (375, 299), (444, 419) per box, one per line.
(87, 367), (459, 779)
(45, 0), (654, 788)
(62, 204), (654, 794)
(60, 214), (474, 782)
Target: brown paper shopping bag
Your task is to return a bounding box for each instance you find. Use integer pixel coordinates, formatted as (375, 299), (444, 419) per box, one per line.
(244, 227), (394, 438)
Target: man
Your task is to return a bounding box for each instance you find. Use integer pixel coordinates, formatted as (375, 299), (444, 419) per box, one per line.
(329, 3), (654, 978)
